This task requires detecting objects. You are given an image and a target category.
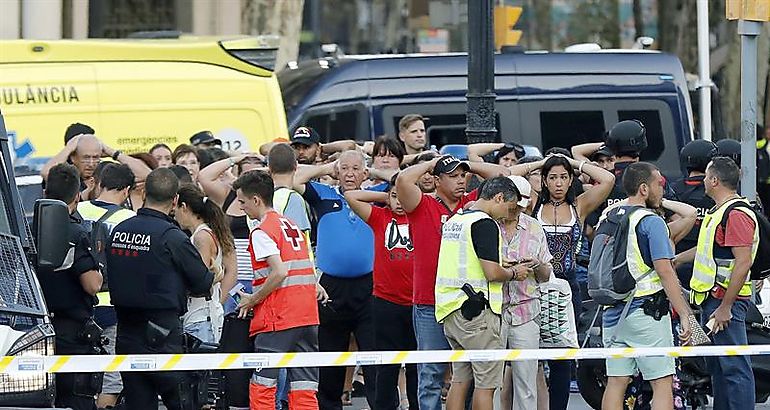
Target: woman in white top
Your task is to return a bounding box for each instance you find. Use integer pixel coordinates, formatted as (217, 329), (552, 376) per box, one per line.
(175, 184), (236, 343)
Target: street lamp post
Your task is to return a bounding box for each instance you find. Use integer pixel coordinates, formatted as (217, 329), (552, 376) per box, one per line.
(466, 0), (497, 144)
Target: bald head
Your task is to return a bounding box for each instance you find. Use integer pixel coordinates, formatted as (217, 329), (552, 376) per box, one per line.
(71, 134), (102, 179)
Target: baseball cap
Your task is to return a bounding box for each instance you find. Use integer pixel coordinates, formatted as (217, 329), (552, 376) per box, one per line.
(507, 175), (532, 208)
(432, 155), (470, 176)
(190, 130), (222, 146)
(590, 145), (613, 161)
(291, 126), (321, 146)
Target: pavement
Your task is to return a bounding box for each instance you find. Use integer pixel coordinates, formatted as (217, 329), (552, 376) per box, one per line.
(346, 393), (770, 409)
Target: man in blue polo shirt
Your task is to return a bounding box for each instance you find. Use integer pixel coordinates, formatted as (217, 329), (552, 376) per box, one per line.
(294, 149), (396, 409)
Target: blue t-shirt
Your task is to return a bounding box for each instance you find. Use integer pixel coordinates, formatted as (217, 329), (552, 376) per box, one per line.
(603, 213), (673, 327)
(303, 182), (374, 278)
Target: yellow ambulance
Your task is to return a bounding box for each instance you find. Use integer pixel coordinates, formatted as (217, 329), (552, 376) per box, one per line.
(0, 37), (288, 164)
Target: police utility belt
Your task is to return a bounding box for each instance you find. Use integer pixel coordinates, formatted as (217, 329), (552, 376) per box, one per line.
(52, 314), (109, 353)
(460, 283), (489, 320)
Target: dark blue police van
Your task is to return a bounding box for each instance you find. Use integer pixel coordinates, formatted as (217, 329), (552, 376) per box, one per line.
(278, 50), (694, 178)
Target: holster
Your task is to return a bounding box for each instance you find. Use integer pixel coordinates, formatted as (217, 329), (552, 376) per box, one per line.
(642, 291), (669, 321)
(460, 283), (488, 320)
(145, 320), (172, 348)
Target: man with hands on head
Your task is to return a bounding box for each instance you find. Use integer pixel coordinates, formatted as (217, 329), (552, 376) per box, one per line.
(396, 154), (509, 410)
(42, 134), (152, 197)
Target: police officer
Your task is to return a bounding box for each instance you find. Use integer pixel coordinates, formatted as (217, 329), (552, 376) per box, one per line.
(586, 120), (653, 235)
(107, 168), (214, 409)
(716, 139), (741, 166)
(38, 163), (104, 410)
(671, 139), (718, 285)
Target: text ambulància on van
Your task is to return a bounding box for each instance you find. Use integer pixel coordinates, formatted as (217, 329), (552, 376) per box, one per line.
(1, 85), (79, 105)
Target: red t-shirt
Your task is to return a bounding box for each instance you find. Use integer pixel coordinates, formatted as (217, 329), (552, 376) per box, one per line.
(367, 206), (413, 306)
(716, 209), (756, 248)
(407, 191), (478, 305)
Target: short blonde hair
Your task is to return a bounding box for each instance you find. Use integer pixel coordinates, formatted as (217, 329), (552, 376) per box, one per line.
(398, 114), (424, 132)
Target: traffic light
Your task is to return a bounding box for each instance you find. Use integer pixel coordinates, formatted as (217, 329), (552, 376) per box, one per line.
(494, 5), (523, 50)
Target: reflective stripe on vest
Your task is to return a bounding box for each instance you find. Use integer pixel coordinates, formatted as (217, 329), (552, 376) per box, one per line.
(252, 270), (318, 294)
(254, 259), (315, 279)
(434, 210), (503, 323)
(690, 197), (758, 305)
(626, 209), (665, 297)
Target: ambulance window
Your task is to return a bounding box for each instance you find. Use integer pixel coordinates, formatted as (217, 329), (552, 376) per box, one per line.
(539, 111), (605, 152)
(618, 110), (664, 161)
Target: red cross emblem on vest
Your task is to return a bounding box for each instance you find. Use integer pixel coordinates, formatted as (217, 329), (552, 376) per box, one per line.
(279, 218), (304, 251)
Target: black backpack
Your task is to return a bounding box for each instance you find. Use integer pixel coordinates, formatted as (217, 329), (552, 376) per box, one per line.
(719, 201), (770, 280)
(87, 207), (120, 291)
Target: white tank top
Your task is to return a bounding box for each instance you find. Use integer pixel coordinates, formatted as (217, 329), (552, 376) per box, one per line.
(183, 224), (225, 342)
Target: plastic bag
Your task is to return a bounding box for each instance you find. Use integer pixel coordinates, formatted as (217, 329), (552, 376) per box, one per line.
(539, 276), (579, 348)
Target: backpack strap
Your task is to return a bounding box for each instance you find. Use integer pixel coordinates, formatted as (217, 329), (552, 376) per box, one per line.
(607, 267), (655, 346)
(96, 206), (121, 225)
(718, 200), (754, 232)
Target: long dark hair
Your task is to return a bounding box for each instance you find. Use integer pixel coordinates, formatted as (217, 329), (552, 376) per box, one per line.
(536, 155), (577, 210)
(177, 184), (235, 256)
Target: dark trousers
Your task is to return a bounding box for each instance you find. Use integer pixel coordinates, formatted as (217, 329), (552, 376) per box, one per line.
(318, 273), (375, 410)
(548, 271), (581, 410)
(52, 316), (100, 410)
(116, 314), (192, 410)
(218, 314), (254, 408)
(701, 297), (755, 410)
(372, 296), (418, 410)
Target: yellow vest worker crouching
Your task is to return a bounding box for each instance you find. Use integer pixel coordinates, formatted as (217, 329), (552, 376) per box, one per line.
(434, 176), (520, 410)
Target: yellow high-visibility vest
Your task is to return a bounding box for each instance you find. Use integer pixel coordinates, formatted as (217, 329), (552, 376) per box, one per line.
(626, 208), (666, 298)
(76, 200), (136, 307)
(690, 197), (758, 305)
(273, 187), (315, 264)
(435, 210), (503, 323)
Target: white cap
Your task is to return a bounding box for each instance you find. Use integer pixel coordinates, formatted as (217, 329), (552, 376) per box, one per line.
(508, 175), (531, 208)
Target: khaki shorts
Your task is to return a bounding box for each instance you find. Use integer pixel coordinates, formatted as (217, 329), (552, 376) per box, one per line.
(443, 308), (504, 389)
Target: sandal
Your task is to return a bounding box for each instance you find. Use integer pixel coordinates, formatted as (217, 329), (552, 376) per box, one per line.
(441, 382), (449, 402)
(341, 390), (352, 406)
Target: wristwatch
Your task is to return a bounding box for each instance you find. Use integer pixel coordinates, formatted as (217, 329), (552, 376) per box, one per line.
(111, 150), (121, 161)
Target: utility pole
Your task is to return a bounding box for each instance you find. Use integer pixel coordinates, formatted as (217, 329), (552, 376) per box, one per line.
(696, 0), (712, 141)
(726, 0), (769, 202)
(466, 0), (497, 144)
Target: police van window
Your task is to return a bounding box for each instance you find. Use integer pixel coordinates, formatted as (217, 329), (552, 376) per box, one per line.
(424, 114), (502, 148)
(618, 110), (664, 161)
(306, 109), (360, 141)
(539, 111), (605, 152)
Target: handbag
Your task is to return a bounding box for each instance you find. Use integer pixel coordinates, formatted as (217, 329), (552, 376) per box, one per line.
(684, 313), (711, 346)
(539, 275), (579, 348)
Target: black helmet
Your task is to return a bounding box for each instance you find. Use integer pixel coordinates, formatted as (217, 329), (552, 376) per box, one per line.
(680, 139), (717, 173)
(716, 139), (741, 165)
(606, 120), (648, 157)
